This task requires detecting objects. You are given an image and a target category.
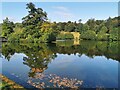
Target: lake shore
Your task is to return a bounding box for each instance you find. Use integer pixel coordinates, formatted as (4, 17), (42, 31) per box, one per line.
(0, 74), (25, 89)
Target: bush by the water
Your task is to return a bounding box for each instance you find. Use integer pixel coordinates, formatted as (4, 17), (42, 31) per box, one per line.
(57, 33), (74, 40)
(81, 30), (96, 40)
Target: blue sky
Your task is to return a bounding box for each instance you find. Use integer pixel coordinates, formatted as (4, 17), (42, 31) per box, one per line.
(1, 2), (118, 23)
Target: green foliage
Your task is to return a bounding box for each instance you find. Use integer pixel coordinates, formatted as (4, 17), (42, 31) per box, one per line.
(8, 34), (20, 42)
(99, 26), (108, 33)
(86, 19), (96, 32)
(39, 22), (58, 42)
(2, 17), (14, 38)
(8, 26), (24, 42)
(97, 33), (109, 41)
(106, 17), (113, 33)
(56, 40), (74, 47)
(57, 34), (66, 40)
(39, 33), (52, 43)
(65, 34), (74, 39)
(81, 30), (96, 40)
(82, 24), (89, 33)
(21, 2), (48, 41)
(65, 22), (75, 32)
(109, 28), (119, 41)
(57, 33), (74, 40)
(57, 22), (66, 31)
(0, 24), (2, 36)
(22, 2), (47, 28)
(26, 35), (34, 42)
(96, 25), (109, 41)
(96, 41), (108, 52)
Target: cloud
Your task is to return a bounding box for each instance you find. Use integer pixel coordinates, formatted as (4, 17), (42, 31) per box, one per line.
(50, 6), (74, 21)
(2, 16), (21, 23)
(53, 11), (73, 18)
(52, 6), (68, 12)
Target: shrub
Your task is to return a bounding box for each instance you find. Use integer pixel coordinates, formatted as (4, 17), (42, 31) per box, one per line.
(81, 30), (96, 40)
(57, 33), (74, 40)
(97, 33), (109, 41)
(8, 34), (20, 42)
(109, 28), (119, 41)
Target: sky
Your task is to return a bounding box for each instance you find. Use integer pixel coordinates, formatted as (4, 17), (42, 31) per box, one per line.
(1, 2), (119, 23)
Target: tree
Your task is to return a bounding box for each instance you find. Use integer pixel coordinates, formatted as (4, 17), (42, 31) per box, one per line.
(57, 33), (74, 40)
(99, 25), (108, 33)
(96, 20), (104, 25)
(106, 17), (113, 33)
(65, 23), (75, 32)
(82, 24), (89, 33)
(81, 30), (96, 40)
(57, 22), (66, 31)
(76, 23), (83, 33)
(97, 33), (109, 41)
(96, 25), (109, 41)
(86, 18), (96, 31)
(109, 27), (119, 41)
(22, 2), (47, 27)
(2, 17), (14, 38)
(95, 21), (106, 33)
(22, 2), (48, 38)
(78, 19), (82, 23)
(40, 22), (58, 42)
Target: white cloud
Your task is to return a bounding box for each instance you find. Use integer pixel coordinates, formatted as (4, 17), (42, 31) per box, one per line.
(53, 11), (73, 18)
(2, 16), (21, 23)
(52, 6), (68, 12)
(50, 6), (75, 21)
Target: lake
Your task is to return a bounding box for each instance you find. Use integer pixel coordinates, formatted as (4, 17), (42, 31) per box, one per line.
(0, 40), (119, 89)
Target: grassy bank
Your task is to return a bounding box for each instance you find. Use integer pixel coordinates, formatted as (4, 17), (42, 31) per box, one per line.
(0, 74), (25, 90)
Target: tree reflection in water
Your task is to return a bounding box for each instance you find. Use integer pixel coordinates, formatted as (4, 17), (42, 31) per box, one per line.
(1, 41), (120, 88)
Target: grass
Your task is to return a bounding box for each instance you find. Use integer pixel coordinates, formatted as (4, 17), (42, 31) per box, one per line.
(0, 74), (26, 90)
(0, 81), (13, 90)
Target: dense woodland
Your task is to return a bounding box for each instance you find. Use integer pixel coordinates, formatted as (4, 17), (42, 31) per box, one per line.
(1, 2), (120, 43)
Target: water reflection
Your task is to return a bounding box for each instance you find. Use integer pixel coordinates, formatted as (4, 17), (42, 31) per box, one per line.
(1, 40), (119, 88)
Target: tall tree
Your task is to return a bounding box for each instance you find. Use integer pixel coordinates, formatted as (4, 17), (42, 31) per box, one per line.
(2, 17), (14, 38)
(22, 2), (48, 38)
(78, 19), (82, 23)
(86, 18), (96, 31)
(22, 2), (47, 27)
(106, 17), (113, 33)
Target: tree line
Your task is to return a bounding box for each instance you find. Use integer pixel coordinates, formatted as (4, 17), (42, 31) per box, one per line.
(1, 2), (120, 43)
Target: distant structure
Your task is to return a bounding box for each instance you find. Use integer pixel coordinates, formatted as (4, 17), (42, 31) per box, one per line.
(60, 31), (80, 45)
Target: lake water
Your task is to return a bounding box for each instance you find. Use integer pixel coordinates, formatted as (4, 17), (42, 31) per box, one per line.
(0, 40), (119, 89)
